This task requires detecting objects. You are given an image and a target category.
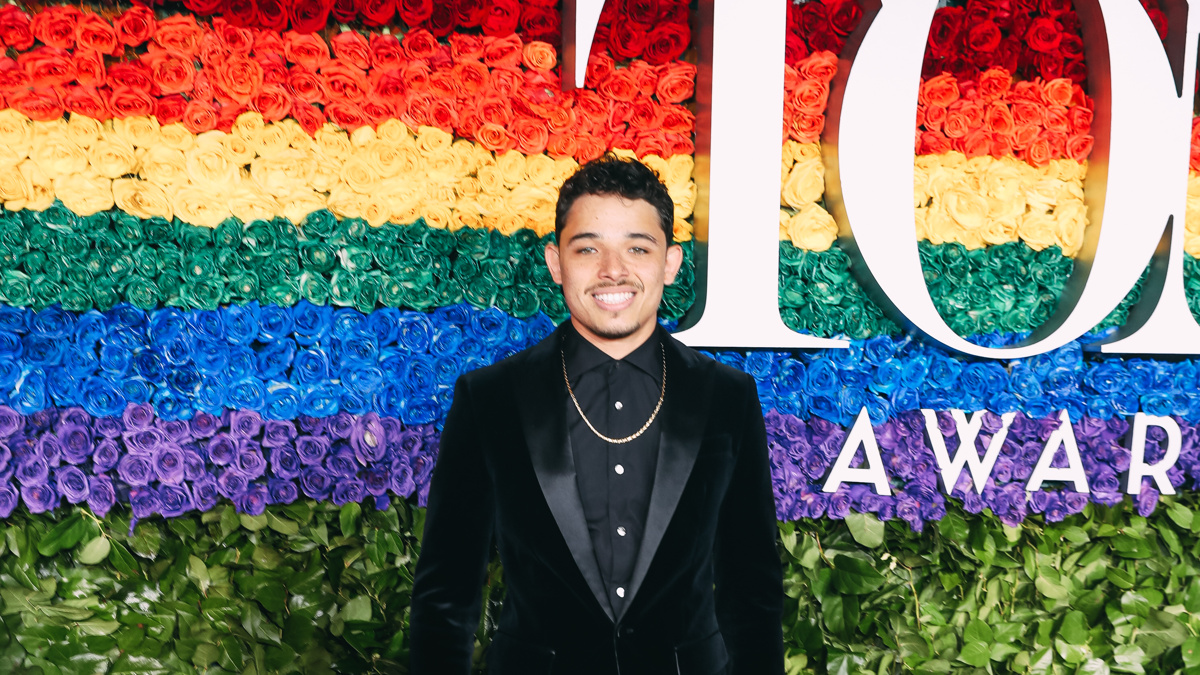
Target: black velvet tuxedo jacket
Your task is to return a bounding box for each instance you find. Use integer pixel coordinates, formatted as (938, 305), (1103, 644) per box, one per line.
(409, 325), (784, 675)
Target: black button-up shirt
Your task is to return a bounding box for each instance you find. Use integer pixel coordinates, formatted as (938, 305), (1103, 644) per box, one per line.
(562, 323), (663, 616)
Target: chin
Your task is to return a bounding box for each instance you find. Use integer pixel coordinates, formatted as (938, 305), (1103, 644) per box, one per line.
(581, 315), (643, 341)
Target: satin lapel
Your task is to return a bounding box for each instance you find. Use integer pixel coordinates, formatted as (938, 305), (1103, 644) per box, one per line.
(514, 330), (615, 623)
(620, 338), (712, 620)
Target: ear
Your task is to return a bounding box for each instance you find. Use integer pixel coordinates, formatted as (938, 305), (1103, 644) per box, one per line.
(544, 242), (563, 285)
(664, 244), (684, 285)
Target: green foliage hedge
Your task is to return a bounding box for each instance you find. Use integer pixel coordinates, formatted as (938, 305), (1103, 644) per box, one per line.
(4, 495), (1200, 674)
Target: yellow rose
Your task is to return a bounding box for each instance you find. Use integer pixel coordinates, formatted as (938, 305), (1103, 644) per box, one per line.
(551, 157), (578, 187)
(0, 110), (32, 153)
(672, 216), (692, 242)
(340, 155), (381, 194)
(314, 124), (352, 160)
(450, 209), (483, 232)
(785, 203), (838, 251)
(228, 184), (279, 224)
(1025, 176), (1063, 214)
(222, 132), (257, 166)
(0, 164), (28, 206)
(477, 164), (506, 194)
(1187, 175), (1200, 235)
(327, 185), (365, 220)
(349, 124), (376, 148)
(529, 208), (555, 237)
(670, 181), (696, 219)
(421, 202), (455, 230)
(232, 112), (265, 141)
(413, 125), (450, 154)
(251, 151), (316, 199)
(665, 154), (693, 188)
(1018, 211), (1059, 251)
(185, 139), (239, 189)
(427, 183), (456, 206)
(979, 215), (1019, 246)
(457, 176), (483, 199)
(376, 118), (411, 143)
(472, 142), (497, 169)
(112, 116), (162, 149)
(497, 150), (526, 187)
(140, 146), (189, 187)
(65, 114), (102, 148)
(476, 192), (509, 217)
(1053, 201), (1088, 256)
(981, 160), (1026, 221)
(610, 148), (637, 161)
(793, 142), (821, 163)
(424, 148), (462, 182)
(31, 130), (88, 179)
(495, 211), (528, 236)
(310, 156), (342, 194)
(20, 159), (55, 211)
(360, 193), (392, 228)
(941, 185), (990, 231)
(914, 205), (931, 240)
(923, 164), (960, 202)
(1186, 232), (1200, 258)
(923, 203), (962, 246)
(780, 142), (795, 170)
(56, 172), (113, 216)
(256, 123), (292, 160)
(780, 157), (823, 209)
(89, 137), (138, 179)
(451, 138), (478, 174)
(113, 178), (173, 221)
(509, 184), (556, 216)
(369, 140), (410, 179)
(532, 214), (555, 238)
(278, 188), (327, 225)
(524, 153), (557, 187)
(913, 163), (931, 208)
(159, 123), (194, 152)
(173, 185), (230, 228)
(640, 154), (669, 180)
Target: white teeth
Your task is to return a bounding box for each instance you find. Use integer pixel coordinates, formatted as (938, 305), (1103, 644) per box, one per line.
(595, 292), (634, 305)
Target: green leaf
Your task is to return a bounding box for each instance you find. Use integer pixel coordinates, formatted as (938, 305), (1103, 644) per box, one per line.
(1183, 637), (1200, 669)
(37, 513), (86, 557)
(340, 503), (362, 538)
(1036, 574), (1069, 600)
(1121, 591), (1151, 618)
(938, 512), (969, 542)
(266, 513), (299, 536)
(1078, 658), (1112, 675)
(959, 642), (991, 667)
(341, 596), (372, 623)
(964, 618), (993, 645)
(1107, 566), (1136, 590)
(844, 512), (884, 548)
(240, 513), (268, 531)
(1060, 610), (1089, 645)
(1168, 503), (1194, 529)
(74, 537), (110, 565)
(186, 556), (210, 594)
(107, 542), (139, 577)
(830, 554), (885, 594)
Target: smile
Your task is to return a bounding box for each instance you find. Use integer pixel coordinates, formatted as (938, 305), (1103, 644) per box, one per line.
(593, 291), (635, 310)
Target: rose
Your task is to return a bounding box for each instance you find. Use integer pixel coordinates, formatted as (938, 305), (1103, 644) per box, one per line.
(75, 12), (120, 56)
(332, 477), (365, 506)
(235, 482), (267, 513)
(236, 447), (267, 479)
(481, 0), (520, 36)
(398, 0), (433, 25)
(331, 31), (371, 70)
(290, 0), (333, 34)
(144, 52), (196, 96)
(0, 7), (33, 52)
(284, 31), (331, 70)
(642, 23), (690, 66)
(268, 477), (299, 504)
(31, 5), (80, 49)
(257, 0), (290, 31)
(1025, 16), (1063, 52)
(300, 465), (333, 499)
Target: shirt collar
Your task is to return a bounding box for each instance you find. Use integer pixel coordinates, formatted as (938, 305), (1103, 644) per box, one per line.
(562, 321), (663, 385)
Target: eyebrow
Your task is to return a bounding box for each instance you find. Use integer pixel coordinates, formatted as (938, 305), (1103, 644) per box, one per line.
(567, 232), (660, 245)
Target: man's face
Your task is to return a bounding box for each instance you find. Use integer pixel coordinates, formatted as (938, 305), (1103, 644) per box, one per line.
(545, 194), (683, 350)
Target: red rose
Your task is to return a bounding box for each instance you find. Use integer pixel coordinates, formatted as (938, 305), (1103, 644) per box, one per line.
(917, 129), (951, 155)
(182, 99), (219, 133)
(1034, 51), (1063, 79)
(607, 17), (648, 60)
(483, 34), (523, 69)
(927, 7), (964, 59)
(155, 15), (205, 58)
(626, 99), (658, 131)
(458, 0), (487, 27)
(332, 0), (359, 23)
(624, 0), (658, 25)
(799, 2), (829, 37)
(1039, 0), (1072, 17)
(399, 0), (434, 26)
(427, 97), (457, 131)
(64, 85), (109, 119)
(642, 22), (689, 65)
(964, 0), (993, 25)
(827, 0), (862, 36)
(212, 55), (265, 105)
(291, 99), (326, 135)
(287, 64), (327, 103)
(289, 0), (332, 34)
(108, 61), (155, 94)
(331, 31), (371, 70)
(430, 1), (460, 37)
(481, 0), (520, 37)
(253, 84), (291, 121)
(144, 50), (196, 95)
(0, 7), (34, 52)
(1062, 58), (1087, 85)
(183, 0), (224, 15)
(1024, 17), (1062, 52)
(370, 69), (406, 105)
(361, 0), (396, 26)
(519, 7), (560, 43)
(257, 0), (290, 31)
(74, 50), (106, 88)
(326, 100), (369, 130)
(363, 98), (398, 127)
(544, 104), (575, 133)
(785, 34), (810, 66)
(156, 94), (188, 125)
(109, 86), (156, 118)
(224, 0), (261, 27)
(585, 54), (615, 89)
(215, 19), (255, 53)
(257, 54), (289, 85)
(1057, 33), (1083, 60)
(654, 61), (695, 103)
(633, 130), (668, 158)
(20, 47), (76, 89)
(321, 60), (370, 103)
(807, 28), (845, 56)
(371, 34), (406, 70)
(403, 28), (440, 60)
(983, 101), (1014, 134)
(30, 5), (81, 50)
(546, 132), (576, 159)
(74, 12), (120, 56)
(989, 131), (1013, 157)
(967, 20), (1002, 52)
(284, 31), (331, 70)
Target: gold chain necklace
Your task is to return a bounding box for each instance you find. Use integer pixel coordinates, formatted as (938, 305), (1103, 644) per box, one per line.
(561, 344), (666, 444)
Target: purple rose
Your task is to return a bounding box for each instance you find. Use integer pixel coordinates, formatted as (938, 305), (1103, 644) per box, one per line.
(58, 425), (93, 465)
(0, 442), (9, 474)
(160, 420), (192, 442)
(59, 408), (89, 427)
(56, 466), (89, 504)
(123, 403), (155, 430)
(297, 415), (328, 436)
(117, 455), (154, 487)
(389, 459), (415, 497)
(206, 434), (237, 466)
(129, 486), (160, 519)
(229, 411), (263, 439)
(826, 490), (851, 519)
(21, 483), (58, 513)
(1137, 487), (1160, 517)
(262, 421), (297, 448)
(93, 440), (120, 472)
(235, 483), (268, 515)
(331, 478), (365, 506)
(94, 416), (124, 439)
(1064, 491), (1089, 515)
(216, 469), (248, 499)
(192, 476), (220, 511)
(190, 412), (221, 439)
(182, 451), (206, 481)
(394, 427), (425, 456)
(1043, 493), (1067, 522)
(0, 407), (20, 437)
(37, 436), (62, 465)
(326, 448), (358, 478)
(235, 448), (267, 479)
(15, 455), (49, 487)
(300, 466), (333, 499)
(158, 484), (194, 517)
(267, 478), (298, 505)
(363, 466), (390, 496)
(895, 495), (922, 531)
(153, 446), (186, 485)
(0, 481), (18, 517)
(296, 436), (330, 465)
(87, 475), (115, 517)
(124, 428), (166, 454)
(351, 413), (386, 466)
(329, 413), (354, 439)
(269, 447), (303, 480)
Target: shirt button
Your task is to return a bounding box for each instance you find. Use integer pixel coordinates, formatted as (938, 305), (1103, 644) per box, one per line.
(617, 526), (626, 537)
(615, 401), (623, 410)
(614, 464), (624, 475)
(616, 587), (625, 598)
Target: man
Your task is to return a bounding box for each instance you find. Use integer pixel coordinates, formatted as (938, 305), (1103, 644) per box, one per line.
(409, 156), (784, 675)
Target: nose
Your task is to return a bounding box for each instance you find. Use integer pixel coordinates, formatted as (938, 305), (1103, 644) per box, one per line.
(597, 248), (628, 280)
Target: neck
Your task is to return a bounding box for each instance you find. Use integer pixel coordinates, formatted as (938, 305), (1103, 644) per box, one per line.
(570, 318), (657, 360)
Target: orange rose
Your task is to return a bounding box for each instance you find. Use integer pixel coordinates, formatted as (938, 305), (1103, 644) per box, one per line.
(1066, 133), (1094, 162)
(253, 84), (291, 122)
(1007, 80), (1044, 104)
(322, 61), (370, 103)
(788, 112), (824, 144)
(10, 89), (64, 122)
(1069, 107), (1093, 134)
(154, 15), (204, 58)
(919, 73), (959, 108)
(427, 97), (457, 132)
(476, 122), (515, 152)
(326, 101), (369, 130)
(214, 19), (254, 54)
(598, 70), (639, 102)
(287, 64), (327, 104)
(628, 61), (658, 96)
(109, 86), (156, 118)
(522, 41), (557, 72)
(573, 90), (609, 125)
(64, 85), (108, 119)
(1010, 123), (1039, 151)
(73, 50), (106, 88)
(144, 50), (196, 96)
(331, 31), (371, 70)
(984, 102), (1014, 135)
(950, 99), (983, 128)
(370, 69), (406, 106)
(476, 94), (513, 127)
(114, 5), (155, 47)
(451, 60), (490, 96)
(952, 127), (991, 158)
(923, 105), (946, 132)
(665, 133), (693, 157)
(654, 62), (695, 104)
(1023, 133), (1052, 167)
(403, 28), (441, 60)
(403, 91), (435, 127)
(291, 101), (326, 136)
(213, 55), (264, 105)
(401, 60), (432, 92)
(989, 131), (1013, 157)
(976, 67), (1012, 103)
(257, 54), (289, 86)
(370, 34), (405, 71)
(1010, 101), (1044, 127)
(74, 12), (120, 56)
(483, 34), (523, 70)
(659, 105), (694, 134)
(797, 50), (838, 84)
(585, 53), (615, 88)
(545, 105), (575, 134)
(791, 78), (829, 115)
(1043, 78), (1073, 107)
(627, 100), (659, 131)
(1042, 129), (1067, 157)
(363, 98), (399, 127)
(20, 47), (76, 88)
(574, 133), (607, 163)
(1044, 105), (1070, 133)
(155, 94), (187, 125)
(546, 132), (577, 159)
(449, 33), (485, 60)
(30, 5), (80, 50)
(284, 31), (331, 70)
(510, 116), (549, 154)
(634, 131), (669, 159)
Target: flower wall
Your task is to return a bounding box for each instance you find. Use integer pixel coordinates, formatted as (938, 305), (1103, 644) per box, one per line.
(2, 0), (1200, 673)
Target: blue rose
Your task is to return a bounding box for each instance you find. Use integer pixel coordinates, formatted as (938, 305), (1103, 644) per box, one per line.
(188, 309), (224, 342)
(1008, 366), (1043, 399)
(503, 317), (526, 347)
(256, 339), (296, 380)
(869, 360), (901, 396)
(0, 307), (26, 333)
(742, 352), (777, 380)
(301, 384), (340, 417)
(131, 349), (163, 381)
(266, 383), (301, 420)
(228, 377), (266, 411)
(337, 331), (378, 368)
(1043, 367), (1079, 398)
(223, 303), (260, 346)
(167, 364), (202, 395)
(73, 311), (108, 349)
(12, 369), (47, 414)
(456, 337), (484, 359)
(293, 300), (333, 346)
(987, 391), (1021, 414)
(891, 387), (920, 412)
(193, 380), (226, 416)
(332, 308), (367, 339)
(432, 356), (462, 386)
(524, 314), (555, 346)
(343, 367), (384, 396)
(400, 394), (441, 426)
(805, 359), (839, 397)
(31, 306), (74, 338)
(864, 394), (890, 425)
(899, 355), (930, 389)
(58, 347), (94, 380)
(1050, 342), (1083, 371)
(925, 353), (962, 390)
(429, 324), (464, 358)
(22, 334), (64, 368)
(367, 308), (401, 347)
(258, 305), (294, 342)
(293, 348), (331, 384)
(149, 309), (187, 347)
(108, 305), (147, 332)
(862, 336), (897, 365)
(0, 331), (23, 360)
(471, 307), (510, 347)
(808, 394), (838, 421)
(396, 314), (434, 353)
(828, 341), (864, 369)
(192, 339), (229, 375)
(434, 305), (471, 327)
(153, 388), (192, 421)
(0, 358), (18, 391)
(1142, 392), (1175, 417)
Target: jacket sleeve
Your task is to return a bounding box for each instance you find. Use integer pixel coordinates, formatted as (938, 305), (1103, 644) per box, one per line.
(409, 377), (496, 675)
(714, 374), (785, 675)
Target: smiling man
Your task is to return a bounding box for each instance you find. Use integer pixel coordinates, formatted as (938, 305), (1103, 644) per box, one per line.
(409, 156), (784, 675)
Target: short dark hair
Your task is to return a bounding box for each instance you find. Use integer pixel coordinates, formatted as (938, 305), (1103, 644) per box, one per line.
(555, 155), (675, 242)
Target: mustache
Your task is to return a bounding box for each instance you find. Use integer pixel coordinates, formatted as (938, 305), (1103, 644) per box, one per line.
(586, 281), (643, 294)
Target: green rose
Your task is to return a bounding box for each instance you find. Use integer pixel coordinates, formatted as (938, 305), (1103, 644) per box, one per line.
(353, 273), (381, 314)
(423, 228), (456, 257)
(58, 285), (90, 312)
(434, 278), (463, 307)
(180, 279), (225, 311)
(263, 281), (300, 308)
(179, 224), (213, 252)
(379, 276), (405, 307)
(142, 217), (172, 243)
(339, 217), (369, 242)
(131, 247), (158, 278)
(213, 220), (243, 249)
(456, 227), (491, 260)
(30, 276), (60, 309)
(539, 289), (568, 324)
(341, 246), (373, 273)
(302, 210), (339, 240)
(112, 212), (144, 244)
(451, 256), (480, 282)
(21, 250), (46, 275)
(369, 244), (403, 273)
(184, 252), (219, 282)
(1, 271), (31, 306)
(227, 272), (259, 302)
(271, 217), (299, 250)
(464, 276), (498, 308)
(481, 259), (515, 288)
(40, 256), (65, 282)
(90, 285), (119, 311)
(500, 285), (539, 318)
(404, 282), (438, 311)
(659, 284), (693, 320)
(329, 269), (360, 306)
(300, 273), (332, 305)
(244, 221), (277, 255)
